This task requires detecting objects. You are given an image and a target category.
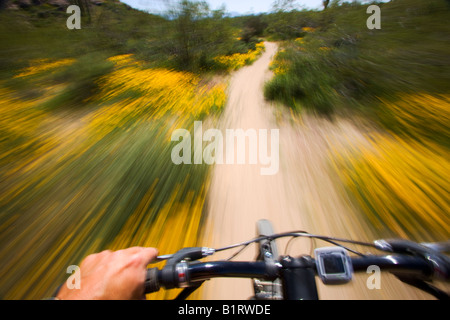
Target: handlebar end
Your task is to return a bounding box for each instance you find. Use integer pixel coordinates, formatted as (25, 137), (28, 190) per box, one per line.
(145, 268), (160, 294)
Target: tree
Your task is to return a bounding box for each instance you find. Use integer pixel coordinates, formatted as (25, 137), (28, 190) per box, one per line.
(165, 0), (234, 70)
(272, 0), (297, 12)
(241, 15), (268, 43)
(71, 0), (91, 23)
(167, 0), (210, 68)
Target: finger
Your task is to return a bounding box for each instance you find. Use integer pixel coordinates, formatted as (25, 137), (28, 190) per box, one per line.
(115, 247), (159, 265)
(138, 247), (159, 265)
(116, 247), (143, 256)
(82, 249), (112, 267)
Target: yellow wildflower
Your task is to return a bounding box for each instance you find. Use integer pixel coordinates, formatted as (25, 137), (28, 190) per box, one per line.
(14, 58), (75, 78)
(302, 27), (316, 32)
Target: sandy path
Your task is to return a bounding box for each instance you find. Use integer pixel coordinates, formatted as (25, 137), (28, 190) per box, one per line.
(201, 42), (432, 300)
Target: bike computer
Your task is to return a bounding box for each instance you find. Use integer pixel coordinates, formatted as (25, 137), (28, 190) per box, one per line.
(314, 247), (353, 284)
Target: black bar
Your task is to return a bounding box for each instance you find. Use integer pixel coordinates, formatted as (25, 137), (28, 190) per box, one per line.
(350, 255), (434, 279)
(187, 261), (275, 283)
(280, 257), (318, 300)
(153, 254), (436, 292)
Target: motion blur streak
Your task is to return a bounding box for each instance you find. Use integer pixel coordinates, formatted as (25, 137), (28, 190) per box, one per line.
(201, 42), (449, 300)
(329, 96), (449, 243)
(0, 54), (226, 299)
(1, 0), (449, 301)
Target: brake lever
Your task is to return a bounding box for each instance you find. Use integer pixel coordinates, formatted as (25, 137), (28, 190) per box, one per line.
(375, 239), (450, 282)
(154, 254), (174, 262)
(156, 247), (214, 290)
(153, 247), (215, 263)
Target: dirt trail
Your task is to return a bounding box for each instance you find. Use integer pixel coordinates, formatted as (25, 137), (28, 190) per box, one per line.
(201, 42), (432, 300)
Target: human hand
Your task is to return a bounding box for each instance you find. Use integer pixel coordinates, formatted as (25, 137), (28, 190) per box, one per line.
(56, 247), (158, 300)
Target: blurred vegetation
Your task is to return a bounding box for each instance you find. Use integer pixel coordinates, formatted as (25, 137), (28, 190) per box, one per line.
(0, 0), (265, 108)
(0, 0), (449, 300)
(0, 0), (262, 76)
(334, 92), (450, 242)
(263, 0), (450, 117)
(0, 50), (228, 299)
(334, 130), (449, 242)
(214, 42), (266, 71)
(0, 0), (249, 299)
(260, 0), (450, 242)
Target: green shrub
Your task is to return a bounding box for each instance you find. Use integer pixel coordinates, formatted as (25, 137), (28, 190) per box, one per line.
(42, 53), (114, 110)
(264, 0), (450, 117)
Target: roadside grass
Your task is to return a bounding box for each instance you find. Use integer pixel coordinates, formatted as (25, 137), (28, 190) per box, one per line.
(213, 42), (266, 71)
(0, 53), (226, 299)
(264, 0), (450, 242)
(0, 1), (268, 297)
(333, 131), (449, 242)
(264, 0), (450, 117)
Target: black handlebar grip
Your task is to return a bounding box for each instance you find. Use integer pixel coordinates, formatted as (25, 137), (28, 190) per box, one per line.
(144, 268), (160, 294)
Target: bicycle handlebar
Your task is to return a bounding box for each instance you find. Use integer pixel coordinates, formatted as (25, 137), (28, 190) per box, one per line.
(143, 234), (450, 299)
(144, 253), (444, 295)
